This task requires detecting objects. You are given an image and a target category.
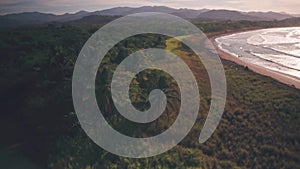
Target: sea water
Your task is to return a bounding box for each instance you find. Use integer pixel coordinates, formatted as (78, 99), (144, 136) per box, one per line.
(215, 27), (300, 79)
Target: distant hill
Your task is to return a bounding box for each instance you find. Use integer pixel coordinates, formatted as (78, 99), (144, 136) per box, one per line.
(292, 14), (300, 17)
(68, 15), (120, 25)
(66, 15), (300, 28)
(0, 6), (296, 27)
(121, 6), (177, 15)
(171, 8), (209, 18)
(246, 11), (293, 20)
(0, 12), (59, 24)
(58, 11), (90, 21)
(91, 7), (134, 16)
(197, 10), (264, 21)
(0, 11), (90, 26)
(276, 17), (300, 26)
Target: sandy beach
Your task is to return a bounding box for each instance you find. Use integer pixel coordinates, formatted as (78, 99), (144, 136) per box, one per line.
(211, 36), (300, 89)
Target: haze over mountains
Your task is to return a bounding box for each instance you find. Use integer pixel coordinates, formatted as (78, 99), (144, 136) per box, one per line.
(0, 6), (297, 27)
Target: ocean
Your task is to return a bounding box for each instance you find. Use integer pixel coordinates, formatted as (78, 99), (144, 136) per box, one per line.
(215, 27), (300, 80)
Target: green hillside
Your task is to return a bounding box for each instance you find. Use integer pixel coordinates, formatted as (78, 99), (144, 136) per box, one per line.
(0, 20), (299, 169)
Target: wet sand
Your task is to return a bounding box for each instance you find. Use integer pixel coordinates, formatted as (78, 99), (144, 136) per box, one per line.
(211, 37), (300, 89)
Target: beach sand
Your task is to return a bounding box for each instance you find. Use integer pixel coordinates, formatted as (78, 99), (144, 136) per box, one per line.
(213, 39), (300, 89)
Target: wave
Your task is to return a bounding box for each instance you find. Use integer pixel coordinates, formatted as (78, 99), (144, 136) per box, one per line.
(216, 27), (300, 79)
(250, 52), (300, 78)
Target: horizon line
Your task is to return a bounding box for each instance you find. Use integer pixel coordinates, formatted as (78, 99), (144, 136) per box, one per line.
(0, 5), (297, 16)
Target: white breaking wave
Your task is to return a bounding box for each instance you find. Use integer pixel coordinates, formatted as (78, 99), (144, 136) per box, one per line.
(215, 27), (300, 79)
(250, 53), (300, 78)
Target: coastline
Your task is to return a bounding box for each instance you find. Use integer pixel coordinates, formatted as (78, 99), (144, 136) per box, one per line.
(210, 35), (300, 89)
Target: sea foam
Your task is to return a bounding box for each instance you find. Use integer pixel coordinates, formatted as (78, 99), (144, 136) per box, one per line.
(216, 27), (300, 79)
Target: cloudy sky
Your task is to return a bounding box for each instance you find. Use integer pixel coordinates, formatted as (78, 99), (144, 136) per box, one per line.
(0, 0), (299, 15)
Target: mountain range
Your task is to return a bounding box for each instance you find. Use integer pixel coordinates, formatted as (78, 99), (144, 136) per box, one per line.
(0, 6), (297, 27)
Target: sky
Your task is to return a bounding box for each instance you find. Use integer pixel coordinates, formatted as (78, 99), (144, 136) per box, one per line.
(0, 0), (300, 15)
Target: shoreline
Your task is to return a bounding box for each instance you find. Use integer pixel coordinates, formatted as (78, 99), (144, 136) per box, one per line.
(210, 35), (300, 89)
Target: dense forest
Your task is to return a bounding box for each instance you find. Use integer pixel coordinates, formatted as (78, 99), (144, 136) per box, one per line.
(0, 18), (300, 169)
